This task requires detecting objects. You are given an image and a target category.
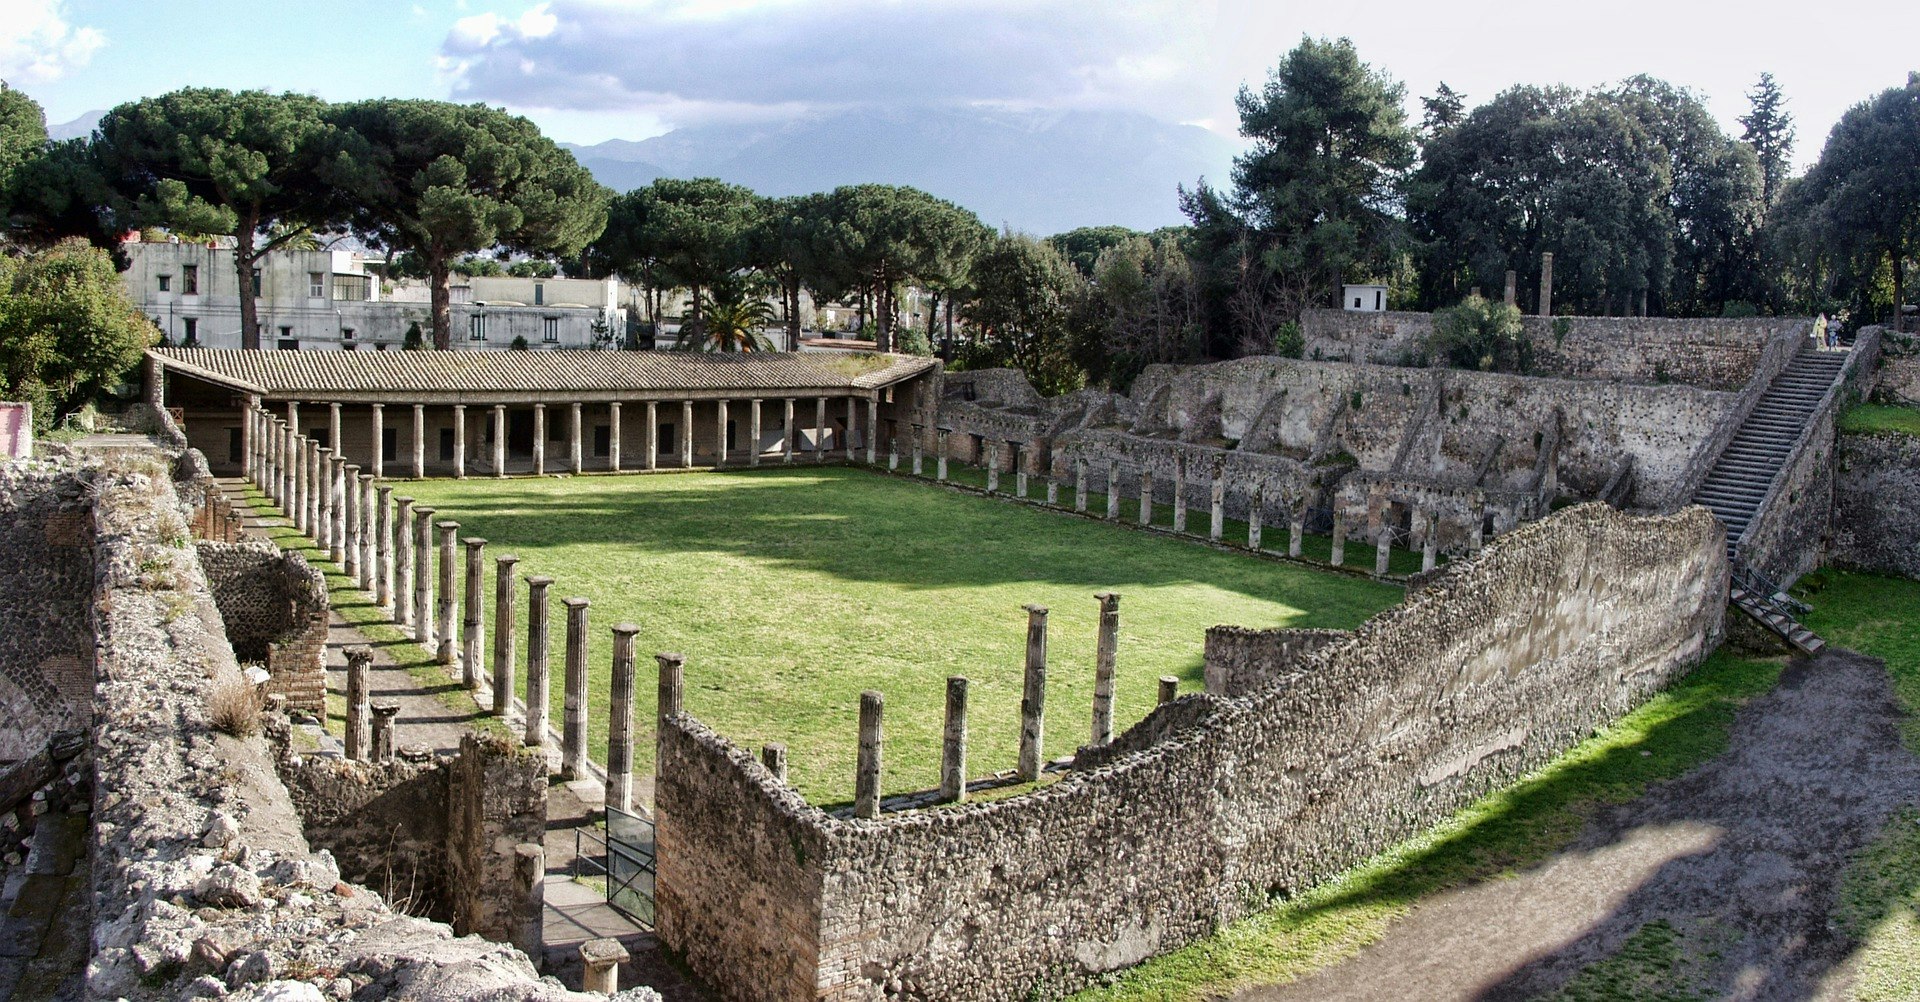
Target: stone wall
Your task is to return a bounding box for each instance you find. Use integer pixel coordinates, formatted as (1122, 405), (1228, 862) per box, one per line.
(1831, 431), (1920, 579)
(446, 733), (549, 944)
(197, 540), (329, 712)
(654, 502), (1727, 1000)
(1298, 309), (1809, 390)
(1874, 331), (1920, 405)
(1202, 626), (1351, 697)
(0, 463), (96, 763)
(278, 752), (453, 919)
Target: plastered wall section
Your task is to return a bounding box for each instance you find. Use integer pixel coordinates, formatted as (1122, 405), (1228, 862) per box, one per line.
(654, 502), (1727, 1001)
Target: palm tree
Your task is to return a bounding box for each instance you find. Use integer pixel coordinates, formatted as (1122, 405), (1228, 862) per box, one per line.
(682, 285), (777, 352)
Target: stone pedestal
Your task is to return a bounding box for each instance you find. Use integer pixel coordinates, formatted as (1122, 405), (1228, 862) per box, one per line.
(579, 938), (630, 995)
(345, 645), (373, 761)
(371, 701), (400, 760)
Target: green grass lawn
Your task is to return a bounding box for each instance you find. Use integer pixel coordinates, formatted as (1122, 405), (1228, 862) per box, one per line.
(1839, 403), (1920, 438)
(389, 465), (1401, 804)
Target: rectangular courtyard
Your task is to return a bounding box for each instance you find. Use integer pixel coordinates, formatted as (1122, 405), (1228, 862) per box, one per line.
(396, 466), (1404, 805)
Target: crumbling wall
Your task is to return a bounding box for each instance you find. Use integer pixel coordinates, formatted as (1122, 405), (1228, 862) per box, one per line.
(1830, 431), (1920, 579)
(278, 753), (453, 919)
(446, 733), (548, 943)
(655, 503), (1727, 1001)
(1299, 310), (1807, 390)
(1203, 626), (1350, 697)
(0, 464), (95, 764)
(197, 540), (329, 712)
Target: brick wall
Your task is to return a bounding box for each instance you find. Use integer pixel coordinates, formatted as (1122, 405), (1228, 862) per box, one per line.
(654, 502), (1727, 1000)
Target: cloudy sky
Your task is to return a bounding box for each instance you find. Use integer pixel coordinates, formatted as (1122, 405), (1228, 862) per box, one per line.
(7, 0), (1918, 168)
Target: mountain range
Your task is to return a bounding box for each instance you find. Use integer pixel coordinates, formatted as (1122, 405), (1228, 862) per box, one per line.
(47, 106), (1242, 236)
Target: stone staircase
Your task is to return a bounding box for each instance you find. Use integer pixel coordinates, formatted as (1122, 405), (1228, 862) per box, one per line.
(1691, 346), (1847, 654)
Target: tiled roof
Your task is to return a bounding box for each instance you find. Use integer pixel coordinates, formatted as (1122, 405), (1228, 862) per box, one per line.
(153, 348), (936, 400)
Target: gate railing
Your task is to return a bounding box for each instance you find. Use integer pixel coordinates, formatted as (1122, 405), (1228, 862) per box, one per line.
(571, 805), (657, 928)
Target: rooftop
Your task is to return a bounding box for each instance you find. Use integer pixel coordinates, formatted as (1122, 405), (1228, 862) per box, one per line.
(152, 347), (938, 403)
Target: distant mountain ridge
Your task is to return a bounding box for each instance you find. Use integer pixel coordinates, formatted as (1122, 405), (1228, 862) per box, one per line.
(562, 107), (1239, 235)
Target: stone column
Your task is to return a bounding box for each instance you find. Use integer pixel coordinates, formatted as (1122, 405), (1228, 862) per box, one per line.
(342, 463), (361, 576)
(940, 676), (968, 804)
(331, 455), (348, 563)
(1539, 251), (1555, 317)
(1504, 269), (1518, 307)
(608, 401), (622, 472)
(911, 426), (924, 475)
(680, 400), (694, 468)
(1018, 604), (1048, 782)
(1075, 459), (1089, 511)
(437, 521), (460, 666)
(371, 701), (400, 760)
(316, 448), (334, 553)
(1248, 485), (1264, 550)
(655, 652), (684, 738)
(1471, 505), (1486, 552)
(452, 404), (467, 479)
(345, 645), (373, 761)
(561, 597), (591, 780)
(569, 402), (584, 474)
(813, 397), (827, 463)
(761, 743), (787, 783)
(855, 689), (883, 819)
(781, 398), (795, 464)
(1107, 461), (1121, 520)
(607, 622), (639, 813)
(462, 537), (487, 690)
(411, 404), (425, 479)
(1171, 458), (1188, 533)
(1139, 468), (1154, 526)
(533, 404), (547, 475)
(1013, 444), (1028, 498)
(412, 506), (436, 649)
(1210, 472), (1226, 541)
(492, 405), (506, 478)
(1091, 591), (1121, 746)
(393, 496), (414, 627)
(1375, 528), (1392, 576)
(524, 576), (554, 749)
(645, 401), (658, 471)
(866, 398), (879, 465)
(241, 396), (257, 483)
(579, 939), (630, 996)
(715, 398), (729, 469)
(749, 399), (762, 467)
(1422, 513), (1439, 572)
(358, 475), (377, 590)
(1289, 500), (1304, 558)
(370, 403), (385, 479)
(493, 554), (519, 716)
(300, 436), (315, 531)
(888, 436), (899, 471)
(935, 429), (950, 481)
(1330, 509), (1346, 566)
(985, 442), (1000, 493)
(327, 402), (342, 455)
(512, 843), (545, 962)
(308, 439), (322, 537)
(376, 485), (394, 610)
(1158, 676), (1179, 705)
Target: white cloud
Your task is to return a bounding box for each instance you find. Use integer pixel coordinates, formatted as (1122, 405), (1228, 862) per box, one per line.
(0, 0), (104, 83)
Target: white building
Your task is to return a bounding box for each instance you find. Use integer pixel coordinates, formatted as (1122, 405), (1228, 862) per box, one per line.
(121, 238), (626, 351)
(1343, 284), (1389, 312)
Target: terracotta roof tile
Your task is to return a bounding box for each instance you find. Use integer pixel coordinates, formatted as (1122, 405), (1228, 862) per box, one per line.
(152, 348), (935, 401)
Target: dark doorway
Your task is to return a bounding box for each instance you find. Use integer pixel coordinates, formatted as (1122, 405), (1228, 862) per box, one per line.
(593, 425), (610, 458)
(509, 409), (535, 456)
(439, 428), (455, 461)
(382, 428), (398, 463)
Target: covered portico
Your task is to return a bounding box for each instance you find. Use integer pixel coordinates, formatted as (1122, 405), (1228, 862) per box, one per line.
(147, 348), (939, 480)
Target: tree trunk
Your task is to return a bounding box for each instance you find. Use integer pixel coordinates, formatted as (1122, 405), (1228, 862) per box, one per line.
(429, 251), (453, 350)
(926, 289), (941, 355)
(945, 297), (955, 358)
(787, 278), (801, 351)
(874, 264), (894, 354)
(235, 215), (261, 350)
(1894, 249), (1907, 331)
(690, 284), (704, 323)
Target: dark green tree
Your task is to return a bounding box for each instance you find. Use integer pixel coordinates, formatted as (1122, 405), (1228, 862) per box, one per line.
(958, 233), (1085, 393)
(321, 99), (608, 349)
(747, 192), (836, 350)
(0, 240), (156, 429)
(0, 82), (47, 220)
(7, 138), (119, 249)
(1047, 225), (1138, 277)
(818, 184), (990, 353)
(1420, 82), (1466, 140)
(590, 185), (672, 329)
(96, 89), (336, 349)
(1740, 72), (1796, 208)
(646, 177), (760, 326)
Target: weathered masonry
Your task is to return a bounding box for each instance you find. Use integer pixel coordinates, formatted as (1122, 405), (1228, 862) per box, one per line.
(144, 347), (939, 479)
(654, 503), (1728, 1000)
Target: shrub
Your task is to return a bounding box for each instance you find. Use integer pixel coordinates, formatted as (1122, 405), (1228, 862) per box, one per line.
(1428, 294), (1530, 373)
(209, 667), (263, 737)
(1272, 321), (1305, 359)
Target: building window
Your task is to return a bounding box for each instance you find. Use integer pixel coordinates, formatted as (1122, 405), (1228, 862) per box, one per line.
(279, 326), (292, 338)
(469, 314), (488, 341)
(278, 339), (299, 350)
(342, 343), (357, 351)
(309, 272), (325, 298)
(182, 265), (198, 295)
(182, 318), (198, 345)
(534, 283), (545, 306)
(252, 268), (263, 297)
(543, 317), (560, 343)
(157, 275), (170, 292)
(228, 428), (243, 464)
(341, 327), (356, 341)
(331, 274), (370, 301)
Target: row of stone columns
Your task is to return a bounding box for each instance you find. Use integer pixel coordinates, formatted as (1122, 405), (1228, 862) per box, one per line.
(845, 593), (1156, 819)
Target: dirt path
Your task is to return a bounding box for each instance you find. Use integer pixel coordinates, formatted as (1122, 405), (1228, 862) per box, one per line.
(1234, 649), (1920, 1002)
